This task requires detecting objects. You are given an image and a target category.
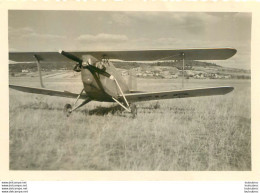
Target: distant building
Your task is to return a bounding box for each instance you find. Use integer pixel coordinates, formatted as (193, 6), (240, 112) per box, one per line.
(22, 69), (29, 73)
(121, 71), (129, 76)
(172, 74), (178, 79)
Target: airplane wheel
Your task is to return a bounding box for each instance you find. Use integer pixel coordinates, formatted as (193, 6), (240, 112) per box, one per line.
(130, 104), (137, 118)
(64, 104), (72, 117)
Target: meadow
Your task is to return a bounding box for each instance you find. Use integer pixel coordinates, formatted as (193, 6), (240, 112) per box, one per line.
(9, 73), (251, 170)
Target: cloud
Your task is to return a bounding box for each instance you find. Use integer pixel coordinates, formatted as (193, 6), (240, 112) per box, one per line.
(111, 13), (133, 26)
(9, 27), (68, 51)
(111, 12), (220, 28)
(9, 27), (34, 36)
(9, 27), (66, 41)
(76, 33), (128, 43)
(21, 33), (66, 40)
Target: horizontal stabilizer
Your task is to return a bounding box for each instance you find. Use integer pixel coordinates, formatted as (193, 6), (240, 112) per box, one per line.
(9, 48), (236, 63)
(121, 86), (234, 102)
(9, 84), (87, 99)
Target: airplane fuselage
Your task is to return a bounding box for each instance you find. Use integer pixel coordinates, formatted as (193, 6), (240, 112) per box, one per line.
(81, 61), (130, 102)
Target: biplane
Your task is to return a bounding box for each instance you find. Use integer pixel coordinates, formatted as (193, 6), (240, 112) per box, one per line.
(9, 48), (236, 117)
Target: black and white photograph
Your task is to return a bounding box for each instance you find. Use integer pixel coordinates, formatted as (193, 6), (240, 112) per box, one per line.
(8, 10), (251, 171)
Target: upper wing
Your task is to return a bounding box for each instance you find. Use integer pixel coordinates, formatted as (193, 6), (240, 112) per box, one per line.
(9, 48), (236, 62)
(9, 52), (72, 63)
(121, 86), (234, 102)
(9, 84), (87, 99)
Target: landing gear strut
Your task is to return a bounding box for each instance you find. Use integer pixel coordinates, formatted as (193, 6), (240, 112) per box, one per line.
(63, 88), (92, 117)
(110, 75), (138, 118)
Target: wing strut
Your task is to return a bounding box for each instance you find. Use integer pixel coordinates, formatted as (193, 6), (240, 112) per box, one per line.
(33, 55), (45, 88)
(110, 75), (131, 113)
(112, 97), (131, 112)
(182, 53), (185, 89)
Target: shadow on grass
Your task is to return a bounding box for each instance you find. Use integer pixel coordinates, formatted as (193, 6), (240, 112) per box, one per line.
(17, 101), (197, 117)
(18, 102), (127, 117)
(82, 105), (125, 116)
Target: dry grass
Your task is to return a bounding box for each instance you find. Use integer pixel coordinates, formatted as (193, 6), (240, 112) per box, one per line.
(9, 76), (251, 170)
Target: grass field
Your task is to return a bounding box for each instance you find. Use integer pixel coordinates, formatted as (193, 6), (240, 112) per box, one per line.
(9, 74), (251, 170)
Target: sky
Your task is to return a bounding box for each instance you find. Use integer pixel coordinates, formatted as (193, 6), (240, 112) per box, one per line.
(9, 11), (251, 69)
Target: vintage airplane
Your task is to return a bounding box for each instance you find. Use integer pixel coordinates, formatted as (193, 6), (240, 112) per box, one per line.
(9, 48), (236, 117)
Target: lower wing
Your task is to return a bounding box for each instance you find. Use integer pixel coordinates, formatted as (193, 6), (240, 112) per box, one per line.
(121, 86), (234, 102)
(10, 85), (233, 102)
(9, 84), (87, 99)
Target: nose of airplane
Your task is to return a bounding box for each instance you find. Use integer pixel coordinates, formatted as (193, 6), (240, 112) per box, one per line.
(85, 77), (93, 84)
(81, 68), (94, 84)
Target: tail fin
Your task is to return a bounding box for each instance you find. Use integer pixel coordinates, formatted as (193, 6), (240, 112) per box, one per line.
(128, 69), (137, 91)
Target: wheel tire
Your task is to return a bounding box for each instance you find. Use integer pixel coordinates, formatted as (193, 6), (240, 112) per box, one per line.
(64, 104), (72, 117)
(130, 104), (137, 118)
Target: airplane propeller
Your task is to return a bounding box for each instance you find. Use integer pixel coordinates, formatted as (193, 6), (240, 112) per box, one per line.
(59, 50), (112, 78)
(59, 50), (83, 63)
(59, 50), (82, 72)
(83, 64), (111, 78)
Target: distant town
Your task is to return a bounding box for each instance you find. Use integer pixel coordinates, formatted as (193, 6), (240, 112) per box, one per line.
(120, 66), (235, 80)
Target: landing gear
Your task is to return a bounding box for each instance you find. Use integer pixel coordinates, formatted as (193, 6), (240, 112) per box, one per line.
(63, 88), (92, 117)
(63, 98), (92, 117)
(64, 104), (72, 117)
(130, 104), (137, 118)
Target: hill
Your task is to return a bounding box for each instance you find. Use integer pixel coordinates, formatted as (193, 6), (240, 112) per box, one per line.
(113, 60), (250, 80)
(9, 60), (250, 80)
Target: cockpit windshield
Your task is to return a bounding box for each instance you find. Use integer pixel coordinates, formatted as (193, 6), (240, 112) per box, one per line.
(94, 60), (109, 70)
